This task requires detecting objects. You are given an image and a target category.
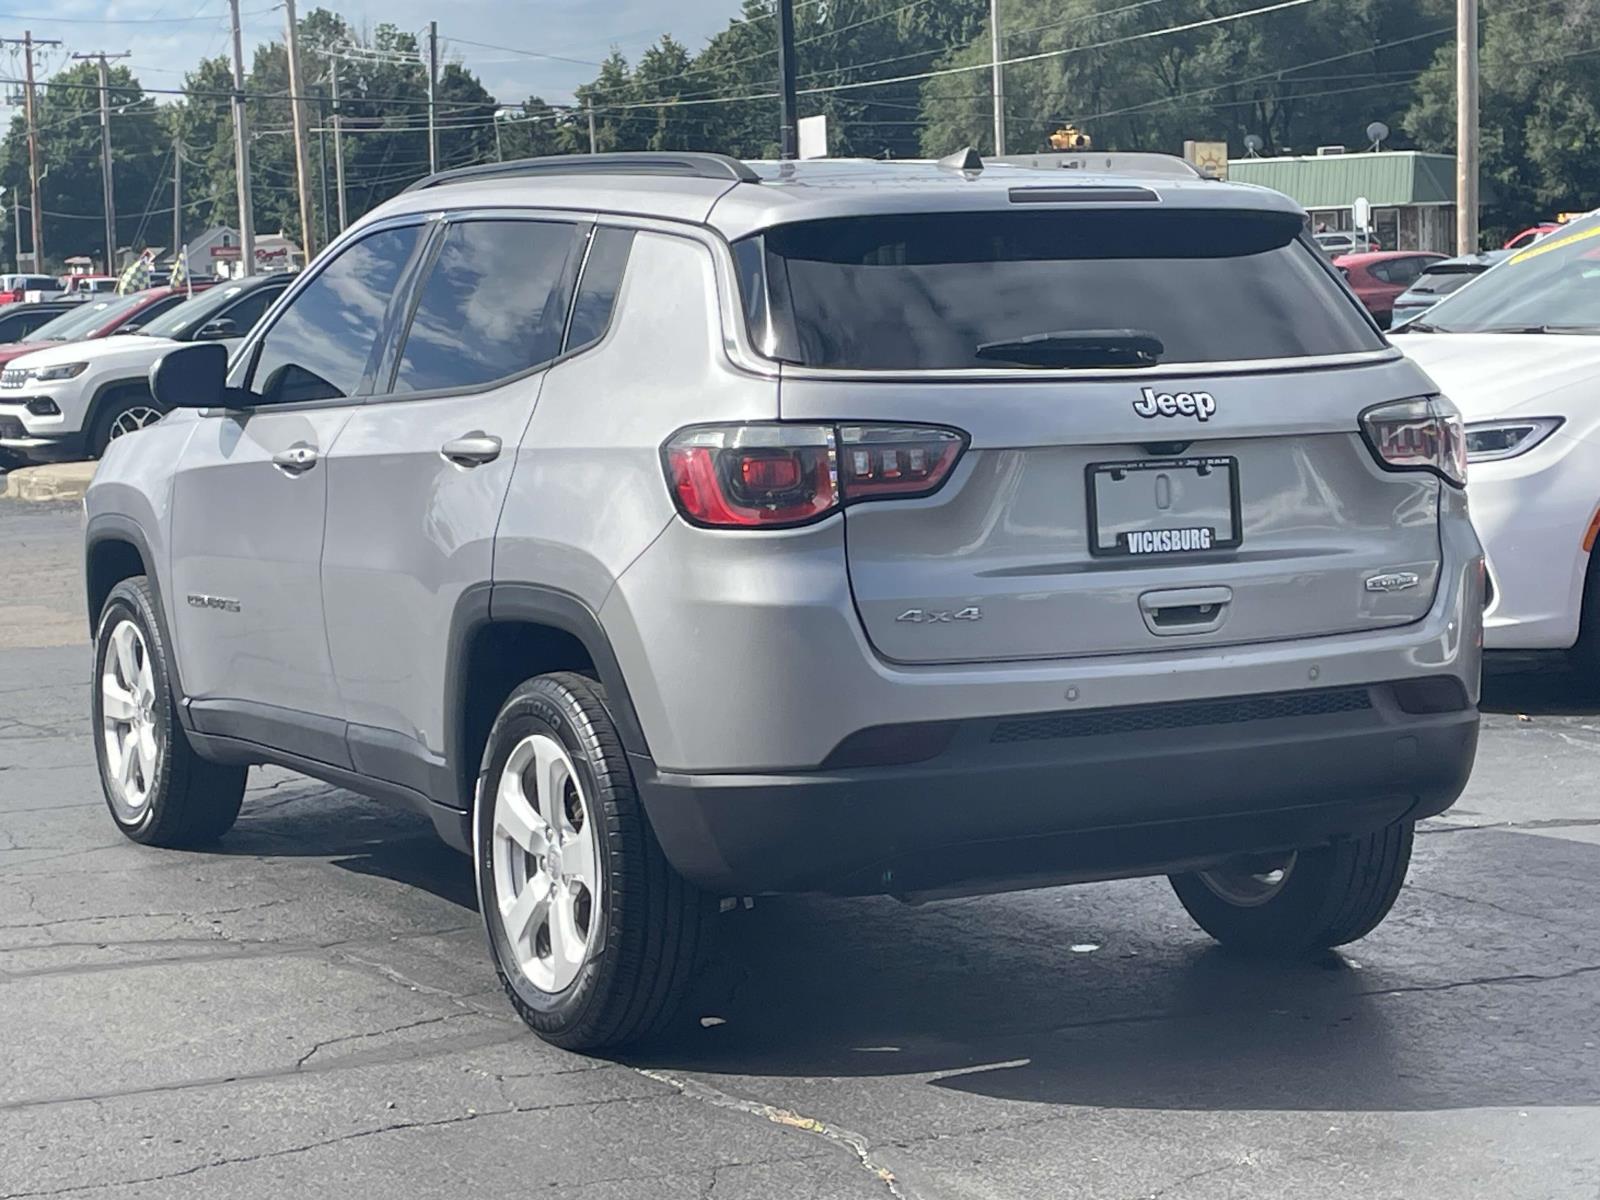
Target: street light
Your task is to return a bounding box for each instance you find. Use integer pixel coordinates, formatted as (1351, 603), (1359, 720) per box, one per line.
(493, 106), (525, 163)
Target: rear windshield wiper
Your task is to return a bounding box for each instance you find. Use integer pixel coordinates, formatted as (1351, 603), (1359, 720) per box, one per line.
(1396, 320), (1439, 332)
(1474, 324), (1600, 334)
(974, 328), (1164, 368)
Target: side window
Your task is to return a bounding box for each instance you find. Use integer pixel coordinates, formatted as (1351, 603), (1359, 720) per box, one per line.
(214, 286), (281, 335)
(391, 219), (580, 395)
(124, 294), (182, 330)
(247, 225), (421, 405)
(564, 228), (635, 354)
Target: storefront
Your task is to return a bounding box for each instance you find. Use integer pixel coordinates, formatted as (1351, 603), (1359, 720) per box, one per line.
(1226, 150), (1458, 253)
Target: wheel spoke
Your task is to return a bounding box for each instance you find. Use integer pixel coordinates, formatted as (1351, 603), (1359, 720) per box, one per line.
(561, 826), (598, 891)
(137, 724), (159, 781)
(494, 766), (547, 853)
(548, 889), (585, 986)
(101, 675), (138, 722)
(118, 728), (140, 791)
(112, 623), (139, 692)
(502, 876), (549, 949)
(532, 736), (572, 839)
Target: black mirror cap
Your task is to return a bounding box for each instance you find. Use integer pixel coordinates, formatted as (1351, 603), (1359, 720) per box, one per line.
(149, 342), (228, 409)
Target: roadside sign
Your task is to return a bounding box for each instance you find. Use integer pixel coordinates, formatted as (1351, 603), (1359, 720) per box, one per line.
(1353, 196), (1372, 232)
(211, 245), (242, 260)
(798, 114), (828, 160)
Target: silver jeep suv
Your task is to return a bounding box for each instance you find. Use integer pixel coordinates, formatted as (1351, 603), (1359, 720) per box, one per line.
(84, 153), (1482, 1050)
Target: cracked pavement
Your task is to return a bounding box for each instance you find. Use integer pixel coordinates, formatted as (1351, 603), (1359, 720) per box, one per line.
(1, 501), (1597, 1198)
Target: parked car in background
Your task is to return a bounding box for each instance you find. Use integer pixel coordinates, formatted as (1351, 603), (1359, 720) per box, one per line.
(1314, 230), (1381, 255)
(1504, 223), (1560, 250)
(0, 284), (219, 372)
(83, 152), (1480, 1052)
(0, 273), (287, 460)
(1391, 213), (1600, 662)
(1334, 250), (1447, 328)
(0, 274), (60, 304)
(0, 300), (74, 344)
(60, 275), (119, 301)
(1390, 251), (1511, 328)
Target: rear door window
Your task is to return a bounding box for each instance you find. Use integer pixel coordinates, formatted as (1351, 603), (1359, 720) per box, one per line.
(389, 218), (582, 394)
(743, 209), (1383, 370)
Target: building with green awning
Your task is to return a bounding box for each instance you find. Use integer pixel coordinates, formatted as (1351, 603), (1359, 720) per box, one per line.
(1227, 150), (1457, 253)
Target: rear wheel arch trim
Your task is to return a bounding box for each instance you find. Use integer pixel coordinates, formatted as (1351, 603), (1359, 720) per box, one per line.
(443, 583), (652, 813)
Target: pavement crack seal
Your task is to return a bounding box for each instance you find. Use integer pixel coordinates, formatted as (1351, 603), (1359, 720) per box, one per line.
(294, 1013), (472, 1070)
(635, 1067), (910, 1199)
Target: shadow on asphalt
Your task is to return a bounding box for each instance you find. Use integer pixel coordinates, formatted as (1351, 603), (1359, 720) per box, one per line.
(198, 658), (1599, 1110)
(1481, 650), (1597, 715)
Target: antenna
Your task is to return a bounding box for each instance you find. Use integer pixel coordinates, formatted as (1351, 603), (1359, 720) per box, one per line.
(1243, 133), (1264, 158)
(1366, 121), (1390, 151)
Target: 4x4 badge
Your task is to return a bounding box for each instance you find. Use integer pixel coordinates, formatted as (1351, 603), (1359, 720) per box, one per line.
(1134, 387), (1215, 421)
(896, 607), (982, 624)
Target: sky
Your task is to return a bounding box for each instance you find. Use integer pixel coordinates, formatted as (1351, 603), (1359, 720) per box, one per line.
(0, 0), (743, 112)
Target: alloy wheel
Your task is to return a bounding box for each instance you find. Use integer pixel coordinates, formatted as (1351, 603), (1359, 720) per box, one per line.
(100, 618), (158, 820)
(491, 733), (603, 993)
(1196, 852), (1298, 908)
(109, 406), (163, 440)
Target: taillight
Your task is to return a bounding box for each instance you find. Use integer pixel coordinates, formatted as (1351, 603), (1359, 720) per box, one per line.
(1359, 397), (1466, 487)
(663, 422), (966, 529)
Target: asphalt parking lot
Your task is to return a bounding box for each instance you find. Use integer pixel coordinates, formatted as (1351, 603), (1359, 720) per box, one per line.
(2, 499), (1597, 1199)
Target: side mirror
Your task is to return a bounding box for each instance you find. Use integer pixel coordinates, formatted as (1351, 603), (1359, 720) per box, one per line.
(149, 343), (229, 409)
(196, 317), (238, 341)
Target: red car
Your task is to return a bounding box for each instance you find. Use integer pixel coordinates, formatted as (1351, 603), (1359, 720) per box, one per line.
(0, 283), (213, 369)
(1503, 223), (1561, 250)
(1333, 250), (1447, 329)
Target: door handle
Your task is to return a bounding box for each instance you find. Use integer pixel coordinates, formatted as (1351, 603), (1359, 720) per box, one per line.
(440, 431), (502, 468)
(271, 443), (319, 474)
(1138, 586), (1232, 636)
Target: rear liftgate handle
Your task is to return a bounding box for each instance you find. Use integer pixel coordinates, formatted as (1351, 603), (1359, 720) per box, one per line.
(440, 431), (502, 468)
(1139, 586), (1232, 636)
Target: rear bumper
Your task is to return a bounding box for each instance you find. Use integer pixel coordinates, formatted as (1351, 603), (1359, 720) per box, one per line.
(636, 681), (1479, 896)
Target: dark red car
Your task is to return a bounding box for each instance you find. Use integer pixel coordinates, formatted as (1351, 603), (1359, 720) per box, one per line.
(0, 283), (214, 369)
(1333, 251), (1447, 329)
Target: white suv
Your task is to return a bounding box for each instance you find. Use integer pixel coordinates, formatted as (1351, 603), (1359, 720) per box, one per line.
(0, 275), (288, 461)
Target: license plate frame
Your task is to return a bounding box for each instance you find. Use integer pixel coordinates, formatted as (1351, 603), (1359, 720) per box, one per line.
(1086, 456), (1242, 558)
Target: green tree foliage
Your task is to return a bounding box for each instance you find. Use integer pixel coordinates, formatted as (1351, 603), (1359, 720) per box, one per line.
(0, 61), (170, 271)
(921, 0), (1449, 157)
(1407, 0), (1600, 236)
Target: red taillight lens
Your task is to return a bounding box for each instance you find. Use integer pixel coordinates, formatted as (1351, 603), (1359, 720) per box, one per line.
(663, 422), (966, 529)
(1360, 396), (1466, 487)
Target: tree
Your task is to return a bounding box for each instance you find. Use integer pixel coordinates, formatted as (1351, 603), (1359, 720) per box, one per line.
(1408, 0), (1600, 239)
(0, 61), (170, 271)
(921, 0), (1448, 159)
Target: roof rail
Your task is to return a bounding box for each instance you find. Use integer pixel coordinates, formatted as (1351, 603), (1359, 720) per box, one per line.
(403, 151), (761, 192)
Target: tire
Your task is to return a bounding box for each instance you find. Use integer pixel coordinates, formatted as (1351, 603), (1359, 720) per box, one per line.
(90, 386), (165, 458)
(92, 576), (248, 846)
(1570, 547), (1600, 678)
(475, 672), (707, 1050)
(1169, 821), (1414, 955)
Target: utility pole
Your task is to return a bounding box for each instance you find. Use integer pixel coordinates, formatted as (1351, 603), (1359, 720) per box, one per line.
(775, 0), (798, 158)
(226, 0), (257, 274)
(0, 33), (62, 270)
(316, 97), (330, 247)
(172, 134), (182, 266)
(426, 20), (439, 174)
(282, 0), (316, 259)
(12, 189), (21, 271)
(586, 101), (596, 155)
(1455, 0), (1479, 254)
(989, 0), (1006, 156)
(329, 61), (347, 232)
(73, 51), (131, 272)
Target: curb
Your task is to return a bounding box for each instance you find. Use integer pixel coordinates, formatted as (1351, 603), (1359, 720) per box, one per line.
(2, 461), (96, 503)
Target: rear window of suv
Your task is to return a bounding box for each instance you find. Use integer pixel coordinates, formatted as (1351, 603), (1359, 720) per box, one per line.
(736, 209), (1383, 370)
